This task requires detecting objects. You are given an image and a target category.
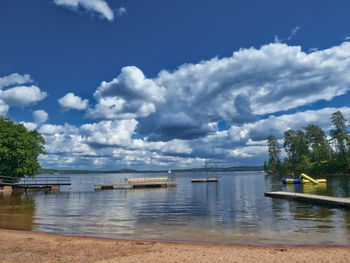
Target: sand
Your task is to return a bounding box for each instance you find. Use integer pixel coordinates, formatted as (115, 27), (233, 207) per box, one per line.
(0, 229), (349, 263)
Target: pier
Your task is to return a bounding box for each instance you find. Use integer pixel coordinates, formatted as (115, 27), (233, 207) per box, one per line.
(95, 177), (177, 190)
(0, 176), (71, 192)
(264, 191), (350, 208)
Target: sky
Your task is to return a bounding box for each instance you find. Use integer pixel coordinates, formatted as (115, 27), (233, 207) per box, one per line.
(1, 0), (350, 170)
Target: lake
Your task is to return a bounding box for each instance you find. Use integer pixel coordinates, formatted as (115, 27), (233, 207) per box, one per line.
(1, 171), (350, 245)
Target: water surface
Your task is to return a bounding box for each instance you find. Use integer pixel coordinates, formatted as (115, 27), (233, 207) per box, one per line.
(1, 171), (350, 245)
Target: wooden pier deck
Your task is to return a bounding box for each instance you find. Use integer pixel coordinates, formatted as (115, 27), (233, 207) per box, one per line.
(95, 177), (177, 190)
(264, 191), (350, 208)
(0, 176), (71, 192)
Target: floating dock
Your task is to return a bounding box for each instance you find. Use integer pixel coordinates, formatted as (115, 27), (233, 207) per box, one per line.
(264, 191), (350, 208)
(95, 177), (177, 190)
(191, 178), (218, 183)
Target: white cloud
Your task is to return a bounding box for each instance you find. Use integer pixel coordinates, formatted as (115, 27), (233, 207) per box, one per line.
(24, 41), (350, 169)
(20, 122), (38, 131)
(274, 35), (281, 43)
(39, 124), (65, 135)
(58, 92), (88, 111)
(116, 7), (127, 17)
(0, 85), (47, 107)
(87, 66), (165, 120)
(54, 0), (114, 21)
(128, 42), (350, 141)
(287, 25), (301, 40)
(0, 100), (9, 116)
(0, 73), (33, 89)
(81, 119), (137, 147)
(33, 110), (49, 124)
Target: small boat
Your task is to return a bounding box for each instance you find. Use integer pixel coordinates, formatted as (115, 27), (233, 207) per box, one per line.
(168, 169), (172, 174)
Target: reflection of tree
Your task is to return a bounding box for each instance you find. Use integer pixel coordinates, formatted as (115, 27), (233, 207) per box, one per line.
(0, 193), (35, 230)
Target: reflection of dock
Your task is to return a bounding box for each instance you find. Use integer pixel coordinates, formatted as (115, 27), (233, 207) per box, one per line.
(95, 177), (177, 190)
(265, 191), (350, 208)
(191, 178), (218, 183)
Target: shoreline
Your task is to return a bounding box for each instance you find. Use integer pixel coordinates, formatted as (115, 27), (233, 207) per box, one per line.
(1, 229), (350, 262)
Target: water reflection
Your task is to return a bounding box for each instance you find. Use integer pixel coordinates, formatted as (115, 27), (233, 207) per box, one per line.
(0, 193), (35, 230)
(0, 172), (350, 244)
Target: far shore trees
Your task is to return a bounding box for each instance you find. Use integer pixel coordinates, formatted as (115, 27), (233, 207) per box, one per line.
(0, 117), (45, 183)
(264, 111), (350, 176)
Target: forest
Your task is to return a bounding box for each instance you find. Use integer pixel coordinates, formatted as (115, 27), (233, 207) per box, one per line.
(264, 111), (350, 176)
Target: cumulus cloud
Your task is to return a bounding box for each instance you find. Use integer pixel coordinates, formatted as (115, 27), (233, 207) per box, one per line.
(20, 122), (38, 131)
(0, 73), (33, 89)
(33, 110), (49, 124)
(58, 92), (88, 111)
(81, 119), (137, 147)
(127, 42), (350, 141)
(54, 0), (114, 21)
(30, 42), (350, 169)
(87, 66), (165, 120)
(0, 100), (9, 116)
(0, 85), (47, 107)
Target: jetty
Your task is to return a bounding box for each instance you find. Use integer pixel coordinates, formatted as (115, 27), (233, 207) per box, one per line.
(264, 191), (350, 208)
(95, 177), (177, 190)
(0, 176), (71, 193)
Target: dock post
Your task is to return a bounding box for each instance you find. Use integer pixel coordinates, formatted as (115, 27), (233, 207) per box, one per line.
(3, 186), (12, 193)
(51, 185), (60, 192)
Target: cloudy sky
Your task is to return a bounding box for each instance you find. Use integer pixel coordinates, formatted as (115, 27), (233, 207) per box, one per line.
(1, 0), (350, 170)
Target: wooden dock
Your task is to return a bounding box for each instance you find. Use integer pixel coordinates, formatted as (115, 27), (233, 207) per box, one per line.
(264, 191), (350, 208)
(191, 178), (218, 183)
(0, 176), (71, 193)
(95, 177), (177, 190)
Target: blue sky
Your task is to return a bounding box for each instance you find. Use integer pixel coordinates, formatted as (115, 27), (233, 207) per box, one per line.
(1, 0), (350, 170)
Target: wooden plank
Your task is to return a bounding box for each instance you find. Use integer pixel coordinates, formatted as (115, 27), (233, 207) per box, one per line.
(264, 191), (350, 208)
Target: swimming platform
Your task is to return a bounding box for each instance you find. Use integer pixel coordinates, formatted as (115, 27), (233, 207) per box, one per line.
(264, 191), (350, 208)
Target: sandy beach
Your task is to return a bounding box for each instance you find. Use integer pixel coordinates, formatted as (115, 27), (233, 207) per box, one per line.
(0, 229), (349, 262)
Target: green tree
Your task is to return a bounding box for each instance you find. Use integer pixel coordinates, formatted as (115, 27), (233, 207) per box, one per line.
(264, 135), (282, 174)
(304, 124), (333, 161)
(330, 111), (349, 171)
(283, 129), (310, 174)
(0, 117), (45, 183)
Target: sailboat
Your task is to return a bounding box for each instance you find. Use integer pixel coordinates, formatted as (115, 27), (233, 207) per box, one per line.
(168, 169), (172, 174)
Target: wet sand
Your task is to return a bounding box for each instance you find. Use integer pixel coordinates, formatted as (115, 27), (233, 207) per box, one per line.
(0, 229), (349, 262)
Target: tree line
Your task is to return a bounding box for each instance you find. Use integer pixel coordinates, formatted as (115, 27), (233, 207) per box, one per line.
(264, 111), (350, 176)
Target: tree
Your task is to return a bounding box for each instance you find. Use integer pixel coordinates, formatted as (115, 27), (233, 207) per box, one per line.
(330, 111), (348, 156)
(264, 135), (282, 174)
(283, 129), (310, 174)
(330, 111), (349, 171)
(0, 117), (45, 183)
(304, 124), (333, 162)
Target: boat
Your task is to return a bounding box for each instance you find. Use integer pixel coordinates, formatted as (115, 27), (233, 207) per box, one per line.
(168, 169), (172, 174)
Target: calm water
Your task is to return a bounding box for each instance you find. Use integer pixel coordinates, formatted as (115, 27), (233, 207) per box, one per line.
(1, 171), (350, 245)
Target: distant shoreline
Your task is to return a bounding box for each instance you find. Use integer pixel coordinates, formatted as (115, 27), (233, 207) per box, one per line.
(39, 166), (264, 175)
(0, 229), (349, 262)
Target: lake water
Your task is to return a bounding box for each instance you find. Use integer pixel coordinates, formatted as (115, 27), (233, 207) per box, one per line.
(1, 171), (350, 245)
